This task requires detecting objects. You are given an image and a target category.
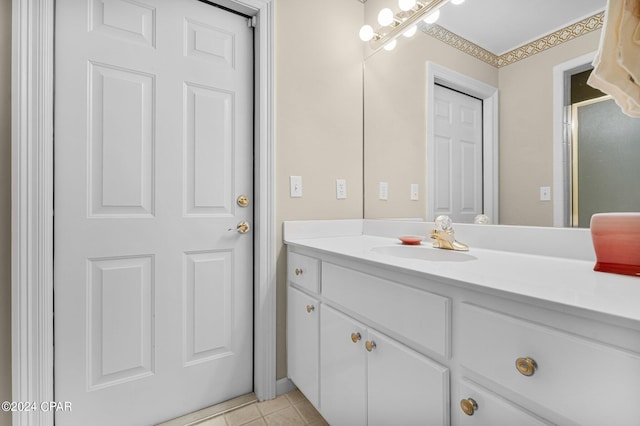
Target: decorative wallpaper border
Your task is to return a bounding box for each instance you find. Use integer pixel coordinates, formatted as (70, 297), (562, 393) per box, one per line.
(422, 24), (500, 67)
(422, 11), (604, 68)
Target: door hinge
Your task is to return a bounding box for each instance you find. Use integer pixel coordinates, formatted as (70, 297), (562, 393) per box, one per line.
(248, 16), (257, 28)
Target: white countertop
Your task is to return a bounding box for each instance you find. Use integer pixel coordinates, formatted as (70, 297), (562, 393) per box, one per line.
(285, 230), (640, 325)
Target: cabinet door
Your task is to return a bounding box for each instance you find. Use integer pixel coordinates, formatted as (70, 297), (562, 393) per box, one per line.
(367, 330), (449, 426)
(287, 286), (319, 408)
(321, 305), (367, 426)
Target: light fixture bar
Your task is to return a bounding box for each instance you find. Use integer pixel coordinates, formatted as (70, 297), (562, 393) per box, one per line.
(369, 0), (450, 51)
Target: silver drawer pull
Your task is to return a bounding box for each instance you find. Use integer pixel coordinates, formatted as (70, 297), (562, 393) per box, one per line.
(295, 268), (303, 276)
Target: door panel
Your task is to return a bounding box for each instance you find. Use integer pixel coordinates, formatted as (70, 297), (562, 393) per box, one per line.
(433, 85), (483, 223)
(54, 1), (254, 424)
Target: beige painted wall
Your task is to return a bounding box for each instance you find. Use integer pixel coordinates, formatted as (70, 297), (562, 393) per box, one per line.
(363, 25), (498, 219)
(0, 2), (11, 426)
(498, 30), (601, 226)
(274, 0), (364, 378)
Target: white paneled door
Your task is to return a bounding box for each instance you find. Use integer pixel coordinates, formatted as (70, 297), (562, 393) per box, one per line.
(433, 85), (483, 223)
(54, 1), (254, 425)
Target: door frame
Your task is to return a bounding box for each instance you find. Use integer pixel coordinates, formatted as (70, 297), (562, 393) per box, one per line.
(552, 51), (596, 227)
(426, 62), (499, 223)
(11, 1), (276, 424)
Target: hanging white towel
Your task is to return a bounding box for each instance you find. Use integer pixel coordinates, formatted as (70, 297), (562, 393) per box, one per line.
(588, 0), (640, 117)
(617, 0), (640, 83)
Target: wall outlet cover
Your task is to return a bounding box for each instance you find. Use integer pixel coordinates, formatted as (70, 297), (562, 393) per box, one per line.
(336, 179), (347, 199)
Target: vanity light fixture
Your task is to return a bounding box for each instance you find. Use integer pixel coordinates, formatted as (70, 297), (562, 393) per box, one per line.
(359, 0), (457, 52)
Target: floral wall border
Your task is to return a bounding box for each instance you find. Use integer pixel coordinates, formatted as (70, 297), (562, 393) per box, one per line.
(422, 11), (604, 68)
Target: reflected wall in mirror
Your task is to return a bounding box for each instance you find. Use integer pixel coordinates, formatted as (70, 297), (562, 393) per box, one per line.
(363, 0), (617, 227)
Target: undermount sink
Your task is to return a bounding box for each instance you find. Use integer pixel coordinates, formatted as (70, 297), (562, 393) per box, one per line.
(371, 245), (477, 262)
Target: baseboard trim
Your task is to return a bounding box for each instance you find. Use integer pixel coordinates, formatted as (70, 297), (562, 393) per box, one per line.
(275, 378), (295, 396)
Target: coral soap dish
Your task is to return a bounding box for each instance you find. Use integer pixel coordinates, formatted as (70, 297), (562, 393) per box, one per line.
(399, 236), (423, 245)
(590, 213), (640, 277)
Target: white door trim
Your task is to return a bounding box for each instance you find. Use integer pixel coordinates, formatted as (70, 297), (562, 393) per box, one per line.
(426, 62), (499, 224)
(11, 1), (276, 424)
(552, 51), (596, 227)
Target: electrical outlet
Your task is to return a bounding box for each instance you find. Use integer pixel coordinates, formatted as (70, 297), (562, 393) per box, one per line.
(379, 182), (389, 200)
(411, 184), (419, 200)
(336, 179), (347, 199)
(290, 176), (302, 198)
(540, 186), (551, 201)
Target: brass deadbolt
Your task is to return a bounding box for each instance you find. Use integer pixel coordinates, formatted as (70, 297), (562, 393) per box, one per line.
(237, 195), (249, 207)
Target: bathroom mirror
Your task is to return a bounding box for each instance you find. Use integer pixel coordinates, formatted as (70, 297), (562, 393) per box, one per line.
(362, 0), (630, 227)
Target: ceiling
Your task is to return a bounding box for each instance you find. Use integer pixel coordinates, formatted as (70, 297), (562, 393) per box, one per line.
(436, 0), (607, 55)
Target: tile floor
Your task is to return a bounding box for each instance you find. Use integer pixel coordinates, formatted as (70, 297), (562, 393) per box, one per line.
(195, 389), (328, 426)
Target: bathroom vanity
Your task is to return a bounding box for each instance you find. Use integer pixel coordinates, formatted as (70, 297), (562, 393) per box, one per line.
(285, 220), (640, 426)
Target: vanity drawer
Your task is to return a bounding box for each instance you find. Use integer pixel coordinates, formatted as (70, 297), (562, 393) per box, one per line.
(456, 379), (551, 426)
(458, 303), (640, 425)
(322, 262), (450, 358)
(288, 252), (320, 293)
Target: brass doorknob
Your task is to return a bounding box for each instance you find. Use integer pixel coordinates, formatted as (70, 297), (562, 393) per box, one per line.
(294, 268), (303, 276)
(515, 357), (537, 376)
(237, 221), (250, 234)
(365, 340), (376, 352)
(351, 332), (361, 343)
(306, 305), (315, 313)
(460, 398), (478, 416)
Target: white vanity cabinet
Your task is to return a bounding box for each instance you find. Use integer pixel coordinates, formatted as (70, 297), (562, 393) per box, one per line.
(287, 253), (321, 409)
(285, 237), (640, 426)
(320, 305), (449, 426)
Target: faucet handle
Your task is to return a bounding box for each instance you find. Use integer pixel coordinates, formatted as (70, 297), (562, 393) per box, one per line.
(434, 215), (453, 231)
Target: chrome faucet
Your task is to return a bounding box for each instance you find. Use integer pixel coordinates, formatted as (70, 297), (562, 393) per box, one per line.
(429, 215), (469, 251)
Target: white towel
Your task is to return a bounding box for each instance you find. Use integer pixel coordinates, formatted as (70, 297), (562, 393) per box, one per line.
(588, 0), (640, 117)
(617, 0), (640, 82)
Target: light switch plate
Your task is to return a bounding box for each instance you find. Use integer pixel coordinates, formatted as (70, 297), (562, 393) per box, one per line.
(290, 176), (302, 198)
(410, 183), (419, 200)
(540, 186), (551, 201)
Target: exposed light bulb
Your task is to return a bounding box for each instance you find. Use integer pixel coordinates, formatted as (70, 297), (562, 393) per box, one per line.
(402, 25), (417, 38)
(383, 39), (397, 51)
(451, 0), (465, 4)
(398, 0), (417, 12)
(377, 8), (395, 27)
(359, 25), (375, 42)
(423, 9), (440, 24)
